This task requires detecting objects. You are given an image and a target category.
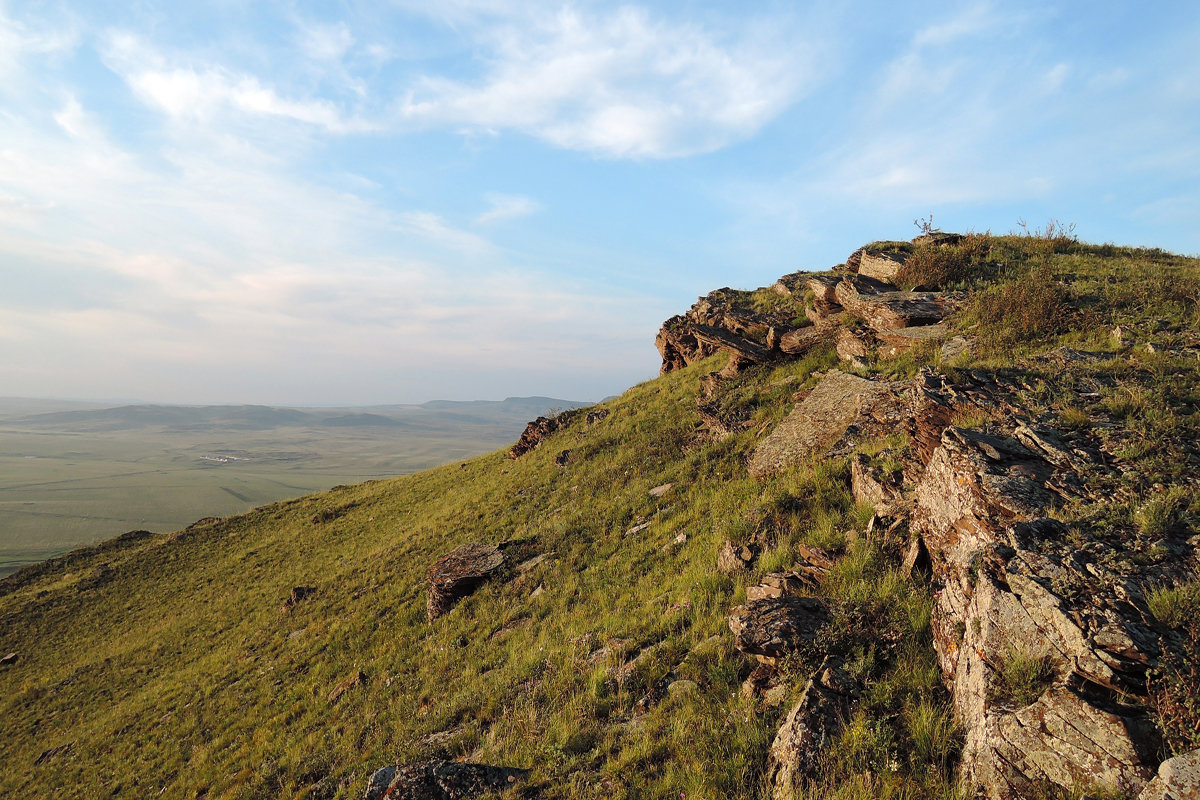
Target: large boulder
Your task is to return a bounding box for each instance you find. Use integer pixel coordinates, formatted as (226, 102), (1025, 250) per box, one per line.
(727, 596), (829, 665)
(748, 371), (907, 477)
(427, 543), (506, 621)
(1139, 749), (1200, 800)
(857, 250), (906, 283)
(363, 759), (529, 800)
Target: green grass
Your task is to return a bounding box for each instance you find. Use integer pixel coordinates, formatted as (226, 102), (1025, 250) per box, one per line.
(1, 232), (1198, 799)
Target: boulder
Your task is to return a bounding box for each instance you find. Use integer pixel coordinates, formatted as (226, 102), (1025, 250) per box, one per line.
(858, 250), (907, 283)
(876, 324), (951, 358)
(1138, 749), (1200, 800)
(779, 325), (837, 355)
(767, 658), (858, 799)
(727, 596), (829, 664)
(0, 652), (16, 667)
(363, 759), (530, 800)
(805, 275), (843, 311)
(835, 327), (872, 367)
(748, 371), (907, 477)
(717, 540), (757, 573)
(850, 453), (900, 509)
(427, 543), (506, 621)
(835, 275), (959, 333)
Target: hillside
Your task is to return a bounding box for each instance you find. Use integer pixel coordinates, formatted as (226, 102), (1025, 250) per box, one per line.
(2, 230), (1198, 799)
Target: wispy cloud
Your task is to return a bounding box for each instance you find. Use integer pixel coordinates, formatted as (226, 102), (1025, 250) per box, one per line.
(475, 193), (540, 225)
(398, 5), (821, 158)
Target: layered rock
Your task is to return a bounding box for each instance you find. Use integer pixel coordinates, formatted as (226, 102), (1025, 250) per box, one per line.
(427, 542), (506, 621)
(767, 658), (858, 799)
(510, 409), (579, 458)
(913, 425), (1164, 798)
(363, 759), (529, 800)
(835, 274), (959, 333)
(728, 596), (829, 665)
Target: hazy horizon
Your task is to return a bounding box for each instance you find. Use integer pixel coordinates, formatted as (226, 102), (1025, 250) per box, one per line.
(3, 1), (1198, 405)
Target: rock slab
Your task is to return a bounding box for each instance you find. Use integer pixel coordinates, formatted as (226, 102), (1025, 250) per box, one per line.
(427, 543), (506, 621)
(363, 759), (530, 800)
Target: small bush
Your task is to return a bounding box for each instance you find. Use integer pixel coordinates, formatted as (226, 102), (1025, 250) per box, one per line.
(1148, 580), (1200, 629)
(973, 268), (1075, 352)
(1136, 488), (1192, 539)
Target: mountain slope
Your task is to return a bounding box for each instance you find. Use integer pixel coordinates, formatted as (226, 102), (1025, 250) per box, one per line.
(2, 232), (1198, 800)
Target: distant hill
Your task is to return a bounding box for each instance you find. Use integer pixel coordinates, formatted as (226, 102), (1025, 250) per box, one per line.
(12, 396), (592, 433)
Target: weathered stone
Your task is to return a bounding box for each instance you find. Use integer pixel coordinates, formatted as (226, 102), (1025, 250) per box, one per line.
(363, 759), (530, 800)
(746, 572), (809, 602)
(858, 250), (907, 282)
(328, 670), (366, 703)
(649, 482), (674, 498)
(877, 324), (951, 358)
(913, 426), (1162, 799)
(835, 275), (958, 333)
(779, 325), (837, 355)
(689, 323), (770, 363)
(805, 275), (843, 309)
(851, 453), (899, 509)
(281, 585), (317, 613)
(912, 231), (963, 246)
(510, 409), (579, 458)
(941, 335), (973, 360)
(427, 542), (506, 621)
(0, 652), (17, 667)
(585, 408), (609, 426)
(767, 657), (857, 798)
(748, 370), (907, 477)
(835, 327), (872, 367)
(717, 540), (756, 573)
(1138, 749), (1200, 800)
(773, 271), (808, 296)
(728, 596), (829, 664)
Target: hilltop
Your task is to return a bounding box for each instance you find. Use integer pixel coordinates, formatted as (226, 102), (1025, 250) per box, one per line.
(1, 229), (1198, 799)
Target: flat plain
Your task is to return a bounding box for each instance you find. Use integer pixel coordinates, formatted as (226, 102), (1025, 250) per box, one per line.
(0, 396), (584, 575)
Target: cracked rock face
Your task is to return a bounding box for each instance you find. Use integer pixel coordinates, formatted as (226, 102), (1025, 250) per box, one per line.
(748, 371), (908, 477)
(767, 657), (858, 799)
(913, 425), (1166, 799)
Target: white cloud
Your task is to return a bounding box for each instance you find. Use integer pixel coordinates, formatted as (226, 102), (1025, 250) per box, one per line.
(0, 6), (79, 83)
(475, 193), (540, 225)
(295, 20), (355, 62)
(102, 32), (374, 134)
(398, 5), (819, 158)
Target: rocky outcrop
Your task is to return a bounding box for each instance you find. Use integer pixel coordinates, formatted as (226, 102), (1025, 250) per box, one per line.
(363, 759), (530, 800)
(748, 370), (907, 477)
(281, 585), (317, 613)
(857, 250), (906, 283)
(913, 425), (1165, 798)
(510, 409), (579, 458)
(767, 658), (858, 799)
(427, 542), (507, 621)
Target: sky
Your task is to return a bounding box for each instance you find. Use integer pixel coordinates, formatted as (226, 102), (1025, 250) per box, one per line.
(2, 1), (1198, 405)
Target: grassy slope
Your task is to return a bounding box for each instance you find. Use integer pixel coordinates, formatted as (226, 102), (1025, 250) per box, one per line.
(1, 234), (1197, 800)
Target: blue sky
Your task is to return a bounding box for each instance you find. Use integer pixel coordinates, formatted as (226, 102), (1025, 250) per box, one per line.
(2, 1), (1198, 404)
